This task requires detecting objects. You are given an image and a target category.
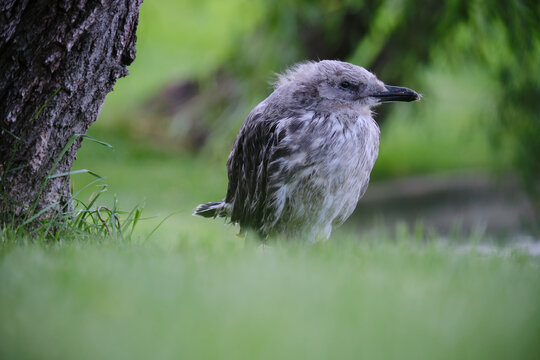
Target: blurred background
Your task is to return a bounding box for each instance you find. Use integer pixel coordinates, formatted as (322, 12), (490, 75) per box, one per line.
(73, 0), (539, 244)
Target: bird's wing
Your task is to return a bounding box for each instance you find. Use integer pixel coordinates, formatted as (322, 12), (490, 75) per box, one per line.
(225, 106), (293, 235)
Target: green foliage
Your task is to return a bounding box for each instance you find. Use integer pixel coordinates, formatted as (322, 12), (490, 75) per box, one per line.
(103, 0), (539, 194)
(428, 0), (540, 200)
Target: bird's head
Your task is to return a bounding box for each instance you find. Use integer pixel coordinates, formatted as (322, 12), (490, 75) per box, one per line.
(275, 60), (420, 112)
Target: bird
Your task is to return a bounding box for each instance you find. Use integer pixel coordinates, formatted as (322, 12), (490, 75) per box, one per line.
(194, 60), (420, 241)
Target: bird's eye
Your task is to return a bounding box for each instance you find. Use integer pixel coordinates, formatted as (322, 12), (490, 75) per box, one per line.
(339, 81), (351, 89)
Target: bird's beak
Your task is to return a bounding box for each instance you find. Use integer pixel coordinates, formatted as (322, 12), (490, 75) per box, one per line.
(372, 85), (420, 102)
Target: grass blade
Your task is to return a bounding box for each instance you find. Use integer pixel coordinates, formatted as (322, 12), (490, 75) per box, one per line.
(48, 169), (103, 180)
(81, 135), (113, 148)
(144, 210), (181, 242)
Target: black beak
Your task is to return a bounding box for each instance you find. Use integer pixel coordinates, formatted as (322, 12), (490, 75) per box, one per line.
(372, 85), (420, 102)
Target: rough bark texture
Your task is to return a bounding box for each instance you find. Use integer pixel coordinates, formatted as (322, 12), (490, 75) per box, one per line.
(0, 0), (143, 223)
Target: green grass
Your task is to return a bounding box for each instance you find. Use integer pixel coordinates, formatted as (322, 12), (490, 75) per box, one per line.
(1, 236), (539, 360)
(68, 127), (236, 245)
(3, 131), (537, 359)
(1, 112), (536, 360)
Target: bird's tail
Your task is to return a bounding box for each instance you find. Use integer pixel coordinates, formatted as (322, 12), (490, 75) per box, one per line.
(193, 201), (228, 218)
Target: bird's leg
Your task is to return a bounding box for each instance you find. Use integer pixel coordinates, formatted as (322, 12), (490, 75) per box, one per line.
(236, 227), (246, 238)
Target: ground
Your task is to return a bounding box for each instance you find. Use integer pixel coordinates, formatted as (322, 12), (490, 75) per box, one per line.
(0, 68), (537, 358)
(1, 236), (539, 360)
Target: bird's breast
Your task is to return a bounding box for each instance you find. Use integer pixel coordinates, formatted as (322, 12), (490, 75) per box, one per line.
(306, 112), (380, 173)
(266, 112), (380, 236)
(282, 112), (379, 200)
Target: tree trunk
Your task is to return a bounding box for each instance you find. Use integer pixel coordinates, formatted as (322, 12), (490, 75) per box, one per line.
(0, 0), (143, 224)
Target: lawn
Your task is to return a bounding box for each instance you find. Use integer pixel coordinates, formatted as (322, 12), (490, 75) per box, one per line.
(1, 119), (536, 359)
(1, 235), (539, 360)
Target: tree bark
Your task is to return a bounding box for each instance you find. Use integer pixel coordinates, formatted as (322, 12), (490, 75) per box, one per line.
(0, 0), (143, 224)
